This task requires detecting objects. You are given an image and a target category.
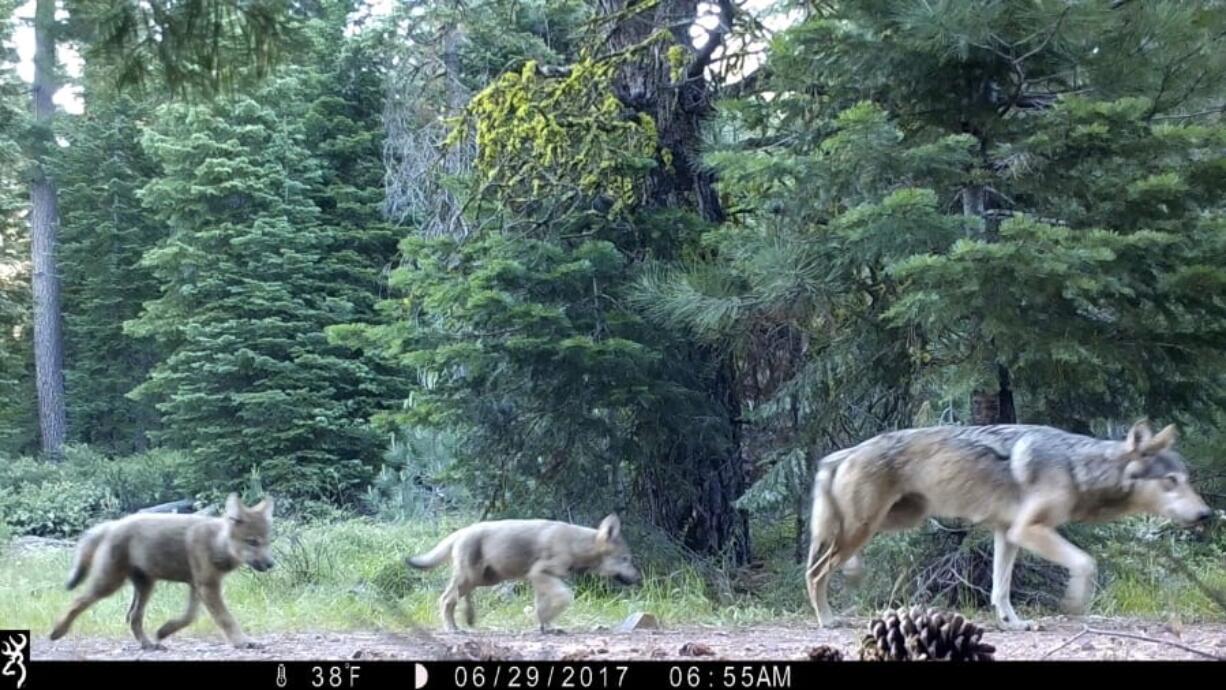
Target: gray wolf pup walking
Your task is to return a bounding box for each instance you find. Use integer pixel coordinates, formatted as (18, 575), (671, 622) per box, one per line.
(806, 421), (1213, 630)
(49, 494), (276, 649)
(408, 515), (642, 632)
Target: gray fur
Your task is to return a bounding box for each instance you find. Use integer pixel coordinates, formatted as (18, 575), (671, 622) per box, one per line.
(806, 421), (1212, 630)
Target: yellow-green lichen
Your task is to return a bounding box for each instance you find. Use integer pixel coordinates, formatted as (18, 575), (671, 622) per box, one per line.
(451, 50), (665, 218)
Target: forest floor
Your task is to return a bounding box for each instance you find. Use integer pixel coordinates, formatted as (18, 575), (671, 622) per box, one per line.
(31, 616), (1226, 661)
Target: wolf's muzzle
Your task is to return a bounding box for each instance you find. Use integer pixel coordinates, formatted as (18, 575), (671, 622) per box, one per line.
(250, 558), (276, 572)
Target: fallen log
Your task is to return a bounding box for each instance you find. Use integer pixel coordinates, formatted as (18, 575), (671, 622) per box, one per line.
(137, 498), (196, 514)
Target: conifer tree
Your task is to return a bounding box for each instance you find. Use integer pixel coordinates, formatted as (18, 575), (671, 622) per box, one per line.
(656, 0), (1226, 520)
(131, 63), (392, 501)
(0, 0), (36, 454)
(56, 90), (163, 452)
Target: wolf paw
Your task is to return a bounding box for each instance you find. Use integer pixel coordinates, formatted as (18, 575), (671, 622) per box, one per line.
(1059, 596), (1089, 616)
(998, 618), (1036, 631)
(539, 627), (567, 635)
(141, 641), (167, 651)
(233, 639), (263, 650)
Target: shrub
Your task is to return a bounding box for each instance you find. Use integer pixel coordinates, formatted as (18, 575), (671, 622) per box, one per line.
(63, 445), (189, 513)
(1, 479), (118, 537)
(0, 445), (193, 537)
(0, 455), (61, 488)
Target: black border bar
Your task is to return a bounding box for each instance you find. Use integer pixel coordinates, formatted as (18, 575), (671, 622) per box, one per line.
(16, 658), (1222, 689)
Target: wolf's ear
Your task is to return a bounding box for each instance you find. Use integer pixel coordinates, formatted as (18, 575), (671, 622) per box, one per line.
(251, 496), (274, 519)
(1124, 419), (1153, 454)
(596, 514), (621, 545)
(1144, 424), (1179, 454)
(224, 493), (243, 521)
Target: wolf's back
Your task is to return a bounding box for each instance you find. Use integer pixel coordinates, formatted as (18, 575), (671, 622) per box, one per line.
(407, 529), (463, 570)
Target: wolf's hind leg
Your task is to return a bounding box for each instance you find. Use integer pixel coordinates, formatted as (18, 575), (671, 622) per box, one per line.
(156, 587), (200, 642)
(806, 539), (842, 627)
(126, 572), (162, 650)
(841, 553), (865, 586)
(49, 554), (125, 641)
(463, 592), (477, 627)
(438, 576), (464, 633)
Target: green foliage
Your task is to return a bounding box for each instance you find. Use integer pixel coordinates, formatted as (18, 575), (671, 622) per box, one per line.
(0, 0), (35, 455)
(61, 445), (189, 513)
(336, 229), (669, 514)
(127, 13), (400, 503)
(0, 479), (116, 538)
(64, 0), (306, 98)
(685, 0), (1226, 523)
(56, 93), (164, 453)
(362, 427), (468, 521)
(0, 445), (189, 536)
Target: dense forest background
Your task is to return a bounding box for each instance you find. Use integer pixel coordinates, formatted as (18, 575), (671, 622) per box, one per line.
(2, 0), (1225, 616)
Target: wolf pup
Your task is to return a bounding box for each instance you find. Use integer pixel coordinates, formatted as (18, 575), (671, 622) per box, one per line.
(49, 493), (276, 650)
(408, 514), (642, 633)
(806, 420), (1214, 630)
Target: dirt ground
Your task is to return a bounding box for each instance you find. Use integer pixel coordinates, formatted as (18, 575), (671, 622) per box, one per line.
(30, 616), (1226, 661)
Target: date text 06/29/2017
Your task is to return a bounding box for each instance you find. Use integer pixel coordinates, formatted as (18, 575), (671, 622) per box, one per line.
(447, 663), (792, 690)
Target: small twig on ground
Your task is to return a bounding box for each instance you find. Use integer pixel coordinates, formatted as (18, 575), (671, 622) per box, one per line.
(1042, 624), (1226, 660)
(1041, 624), (1089, 659)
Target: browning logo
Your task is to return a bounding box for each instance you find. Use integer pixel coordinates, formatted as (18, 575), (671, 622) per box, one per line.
(0, 631), (26, 690)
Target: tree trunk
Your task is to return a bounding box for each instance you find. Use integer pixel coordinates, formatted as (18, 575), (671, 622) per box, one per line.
(29, 0), (67, 458)
(598, 0), (747, 563)
(963, 175), (1016, 426)
(598, 0), (728, 223)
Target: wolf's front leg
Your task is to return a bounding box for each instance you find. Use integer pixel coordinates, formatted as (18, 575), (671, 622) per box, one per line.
(529, 572), (573, 633)
(1007, 521), (1097, 616)
(990, 530), (1035, 630)
(198, 581), (260, 649)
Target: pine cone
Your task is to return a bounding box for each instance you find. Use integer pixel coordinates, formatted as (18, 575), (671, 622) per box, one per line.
(859, 609), (912, 661)
(808, 645), (843, 662)
(858, 607), (996, 662)
(912, 608), (996, 661)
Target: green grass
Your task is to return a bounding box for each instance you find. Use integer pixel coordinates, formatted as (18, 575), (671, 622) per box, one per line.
(0, 517), (795, 640)
(4, 517), (1224, 641)
(1096, 564), (1226, 619)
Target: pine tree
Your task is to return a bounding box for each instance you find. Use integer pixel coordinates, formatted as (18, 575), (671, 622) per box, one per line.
(130, 67), (390, 502)
(660, 0), (1226, 532)
(301, 1), (401, 325)
(56, 90), (164, 453)
(0, 0), (36, 454)
(339, 0), (755, 560)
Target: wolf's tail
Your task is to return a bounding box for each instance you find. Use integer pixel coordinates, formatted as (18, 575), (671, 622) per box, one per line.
(65, 524), (108, 590)
(805, 452), (847, 615)
(406, 529), (462, 570)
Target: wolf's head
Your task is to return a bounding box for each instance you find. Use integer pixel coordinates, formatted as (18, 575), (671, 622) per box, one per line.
(224, 493), (276, 572)
(1121, 420), (1214, 527)
(592, 514), (642, 586)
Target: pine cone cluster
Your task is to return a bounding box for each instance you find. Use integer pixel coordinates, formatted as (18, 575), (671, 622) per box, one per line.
(858, 607), (996, 661)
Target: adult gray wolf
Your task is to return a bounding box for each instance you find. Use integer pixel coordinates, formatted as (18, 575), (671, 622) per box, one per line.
(407, 514), (642, 632)
(49, 494), (276, 650)
(805, 421), (1213, 630)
